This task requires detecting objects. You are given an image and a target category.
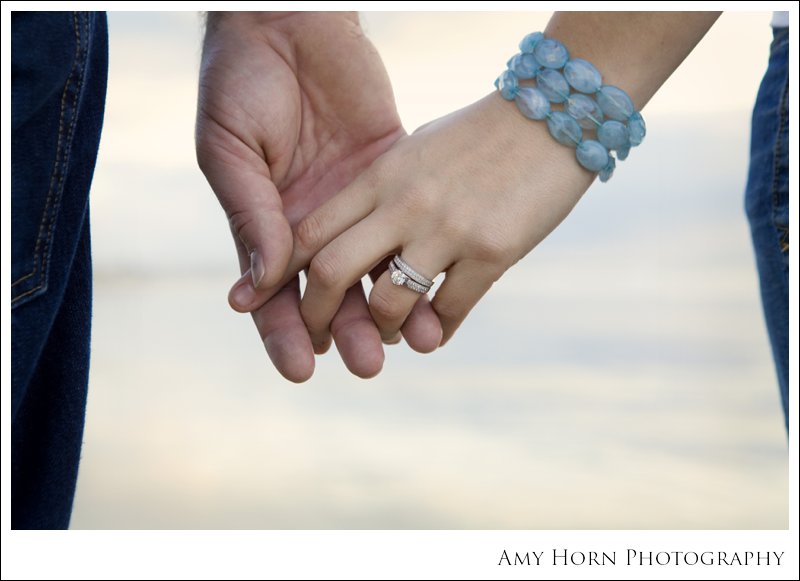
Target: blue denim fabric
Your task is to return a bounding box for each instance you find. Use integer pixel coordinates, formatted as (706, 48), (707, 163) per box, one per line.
(745, 27), (789, 431)
(11, 12), (108, 529)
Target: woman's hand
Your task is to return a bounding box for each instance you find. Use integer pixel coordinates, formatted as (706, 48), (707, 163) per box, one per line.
(293, 93), (596, 349)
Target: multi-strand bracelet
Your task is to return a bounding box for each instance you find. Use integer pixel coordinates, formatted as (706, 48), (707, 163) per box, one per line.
(495, 32), (646, 182)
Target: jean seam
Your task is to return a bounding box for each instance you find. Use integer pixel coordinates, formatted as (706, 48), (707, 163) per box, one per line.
(771, 71), (789, 255)
(11, 12), (88, 305)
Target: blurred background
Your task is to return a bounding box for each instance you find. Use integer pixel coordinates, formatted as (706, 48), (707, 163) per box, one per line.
(70, 11), (788, 529)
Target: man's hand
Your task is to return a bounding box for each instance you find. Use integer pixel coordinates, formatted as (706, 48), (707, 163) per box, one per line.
(196, 12), (441, 382)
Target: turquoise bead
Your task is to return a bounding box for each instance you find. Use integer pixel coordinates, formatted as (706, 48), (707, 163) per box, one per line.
(564, 58), (602, 93)
(510, 53), (540, 79)
(497, 32), (647, 182)
(596, 85), (634, 121)
(565, 93), (603, 129)
(536, 68), (569, 103)
(598, 156), (616, 182)
(534, 38), (569, 69)
(576, 140), (610, 172)
(515, 87), (550, 120)
(597, 120), (629, 151)
(628, 111), (646, 146)
(519, 32), (544, 54)
(495, 70), (519, 100)
(546, 111), (582, 146)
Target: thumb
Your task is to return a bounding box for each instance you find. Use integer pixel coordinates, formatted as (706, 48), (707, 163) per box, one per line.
(199, 144), (293, 313)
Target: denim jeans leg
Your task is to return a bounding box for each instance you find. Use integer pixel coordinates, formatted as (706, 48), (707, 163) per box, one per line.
(745, 27), (789, 432)
(11, 12), (108, 529)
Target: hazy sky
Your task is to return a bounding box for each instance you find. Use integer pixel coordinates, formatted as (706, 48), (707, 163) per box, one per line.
(90, 11), (773, 275)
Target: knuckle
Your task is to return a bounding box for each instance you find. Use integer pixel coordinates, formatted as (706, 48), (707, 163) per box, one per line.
(474, 238), (509, 265)
(397, 185), (438, 218)
(432, 297), (467, 323)
(330, 311), (369, 340)
(194, 124), (234, 175)
(194, 130), (215, 171)
(299, 300), (333, 344)
(295, 213), (326, 255)
(227, 209), (254, 248)
(306, 252), (341, 292)
(369, 289), (406, 323)
(437, 212), (472, 243)
(468, 227), (513, 266)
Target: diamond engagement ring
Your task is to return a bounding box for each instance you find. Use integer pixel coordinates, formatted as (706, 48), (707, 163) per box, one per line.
(392, 255), (434, 287)
(388, 256), (434, 294)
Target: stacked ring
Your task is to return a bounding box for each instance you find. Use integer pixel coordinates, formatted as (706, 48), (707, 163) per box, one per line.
(388, 255), (435, 294)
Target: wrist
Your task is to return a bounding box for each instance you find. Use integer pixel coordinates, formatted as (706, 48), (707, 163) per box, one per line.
(480, 92), (597, 192)
(544, 12), (720, 110)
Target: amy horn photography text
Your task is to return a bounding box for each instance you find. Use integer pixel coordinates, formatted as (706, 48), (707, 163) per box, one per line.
(498, 549), (785, 567)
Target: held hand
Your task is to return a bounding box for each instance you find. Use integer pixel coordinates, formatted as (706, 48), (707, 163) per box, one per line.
(196, 12), (441, 381)
(292, 94), (596, 347)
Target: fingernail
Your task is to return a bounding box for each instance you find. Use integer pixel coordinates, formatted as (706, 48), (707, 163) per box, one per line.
(313, 339), (332, 355)
(250, 249), (265, 288)
(230, 280), (256, 310)
(383, 331), (402, 345)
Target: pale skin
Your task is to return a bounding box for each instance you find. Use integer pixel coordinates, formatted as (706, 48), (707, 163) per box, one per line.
(197, 11), (720, 382)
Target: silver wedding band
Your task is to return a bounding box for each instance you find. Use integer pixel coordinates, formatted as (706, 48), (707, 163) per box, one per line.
(393, 255), (434, 287)
(388, 255), (434, 294)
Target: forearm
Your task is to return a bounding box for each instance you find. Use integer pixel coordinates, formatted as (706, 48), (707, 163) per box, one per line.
(545, 11), (721, 109)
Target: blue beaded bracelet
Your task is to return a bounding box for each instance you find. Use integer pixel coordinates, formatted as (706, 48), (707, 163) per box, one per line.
(495, 32), (646, 182)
